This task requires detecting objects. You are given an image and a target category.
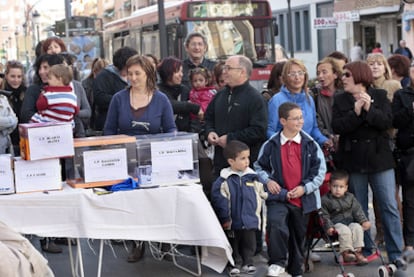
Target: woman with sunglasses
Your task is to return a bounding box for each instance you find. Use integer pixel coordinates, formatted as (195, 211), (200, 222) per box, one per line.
(267, 58), (330, 147)
(332, 61), (406, 269)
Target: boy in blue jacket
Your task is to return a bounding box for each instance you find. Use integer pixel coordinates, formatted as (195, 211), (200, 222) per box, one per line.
(211, 140), (276, 276)
(255, 102), (326, 277)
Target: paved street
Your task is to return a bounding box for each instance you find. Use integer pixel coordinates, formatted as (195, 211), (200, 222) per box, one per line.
(32, 237), (414, 277)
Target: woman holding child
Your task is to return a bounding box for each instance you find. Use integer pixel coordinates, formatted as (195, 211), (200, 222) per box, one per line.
(331, 61), (406, 269)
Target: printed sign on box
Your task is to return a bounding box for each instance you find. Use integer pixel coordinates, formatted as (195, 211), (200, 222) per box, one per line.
(0, 154), (14, 194)
(83, 148), (128, 183)
(19, 122), (74, 160)
(14, 158), (62, 193)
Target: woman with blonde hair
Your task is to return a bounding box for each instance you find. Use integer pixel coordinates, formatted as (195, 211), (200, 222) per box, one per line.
(267, 58), (331, 147)
(366, 53), (401, 102)
(366, 52), (402, 246)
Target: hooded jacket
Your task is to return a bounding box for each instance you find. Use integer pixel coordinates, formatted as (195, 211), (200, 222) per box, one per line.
(211, 167), (275, 230)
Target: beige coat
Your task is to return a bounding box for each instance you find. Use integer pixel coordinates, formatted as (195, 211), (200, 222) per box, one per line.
(0, 221), (54, 277)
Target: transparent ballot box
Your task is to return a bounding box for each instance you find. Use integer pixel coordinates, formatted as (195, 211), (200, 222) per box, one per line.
(66, 135), (137, 188)
(135, 132), (200, 187)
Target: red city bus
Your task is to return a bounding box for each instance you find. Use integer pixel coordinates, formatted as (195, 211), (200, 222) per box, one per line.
(104, 0), (277, 91)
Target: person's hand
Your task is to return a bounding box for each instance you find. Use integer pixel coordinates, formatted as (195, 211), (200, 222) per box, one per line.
(354, 99), (364, 116)
(207, 132), (219, 145)
(287, 186), (305, 199)
(323, 138), (334, 150)
(361, 221), (371, 231)
(267, 180), (281, 194)
(197, 108), (204, 121)
(327, 227), (335, 236)
(360, 91), (372, 111)
(217, 135), (227, 148)
(222, 221), (231, 230)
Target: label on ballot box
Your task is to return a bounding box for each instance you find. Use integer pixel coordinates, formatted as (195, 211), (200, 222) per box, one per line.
(0, 154), (14, 194)
(19, 122), (74, 160)
(14, 157), (62, 193)
(83, 148), (128, 183)
(136, 132), (200, 187)
(65, 135), (137, 188)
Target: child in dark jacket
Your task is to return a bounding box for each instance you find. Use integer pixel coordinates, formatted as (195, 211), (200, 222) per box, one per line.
(211, 140), (275, 276)
(255, 102), (326, 277)
(321, 169), (371, 265)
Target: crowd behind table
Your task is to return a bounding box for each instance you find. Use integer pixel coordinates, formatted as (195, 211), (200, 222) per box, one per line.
(0, 32), (414, 277)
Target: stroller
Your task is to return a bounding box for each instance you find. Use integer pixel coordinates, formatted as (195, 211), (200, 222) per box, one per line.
(303, 148), (401, 277)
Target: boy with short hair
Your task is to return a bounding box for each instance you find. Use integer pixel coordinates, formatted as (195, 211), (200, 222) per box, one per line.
(255, 102), (326, 277)
(320, 169), (371, 265)
(211, 140), (276, 276)
(30, 64), (78, 127)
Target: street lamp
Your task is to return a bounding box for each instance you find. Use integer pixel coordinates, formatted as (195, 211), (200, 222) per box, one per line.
(14, 30), (19, 61)
(32, 10), (41, 46)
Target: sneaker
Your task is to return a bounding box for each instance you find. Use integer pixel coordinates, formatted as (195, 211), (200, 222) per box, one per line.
(228, 267), (240, 276)
(393, 257), (408, 270)
(342, 250), (356, 263)
(267, 264), (285, 277)
(241, 264), (256, 274)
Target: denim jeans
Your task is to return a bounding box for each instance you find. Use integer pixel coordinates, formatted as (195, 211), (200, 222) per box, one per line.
(348, 169), (403, 261)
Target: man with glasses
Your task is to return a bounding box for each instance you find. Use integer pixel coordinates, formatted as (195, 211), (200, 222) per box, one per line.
(205, 55), (267, 178)
(182, 32), (216, 89)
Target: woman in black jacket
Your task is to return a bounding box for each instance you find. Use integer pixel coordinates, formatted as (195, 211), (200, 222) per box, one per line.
(157, 56), (202, 132)
(332, 61), (405, 268)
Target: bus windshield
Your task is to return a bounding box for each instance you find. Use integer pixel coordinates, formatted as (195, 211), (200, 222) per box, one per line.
(185, 19), (273, 63)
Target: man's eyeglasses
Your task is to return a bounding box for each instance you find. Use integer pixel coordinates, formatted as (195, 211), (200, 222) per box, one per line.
(222, 65), (242, 71)
(287, 71), (306, 78)
(343, 71), (352, 78)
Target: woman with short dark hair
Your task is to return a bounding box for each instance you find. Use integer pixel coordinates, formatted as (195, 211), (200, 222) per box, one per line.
(332, 61), (406, 269)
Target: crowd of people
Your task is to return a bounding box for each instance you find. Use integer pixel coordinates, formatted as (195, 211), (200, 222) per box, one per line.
(0, 32), (414, 277)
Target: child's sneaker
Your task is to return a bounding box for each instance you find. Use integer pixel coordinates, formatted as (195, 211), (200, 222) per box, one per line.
(393, 257), (408, 270)
(228, 266), (240, 276)
(267, 264), (285, 277)
(241, 264), (256, 274)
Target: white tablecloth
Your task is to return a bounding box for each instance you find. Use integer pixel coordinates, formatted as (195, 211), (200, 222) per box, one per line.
(0, 184), (233, 273)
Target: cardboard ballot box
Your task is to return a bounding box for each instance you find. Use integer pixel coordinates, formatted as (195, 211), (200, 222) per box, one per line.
(19, 122), (74, 160)
(136, 132), (200, 187)
(66, 135), (137, 188)
(14, 157), (62, 193)
(0, 154), (14, 194)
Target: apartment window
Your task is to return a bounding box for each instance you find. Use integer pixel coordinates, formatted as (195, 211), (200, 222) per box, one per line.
(274, 6), (311, 52)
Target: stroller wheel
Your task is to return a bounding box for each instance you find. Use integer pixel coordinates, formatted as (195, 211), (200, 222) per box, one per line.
(388, 264), (397, 274)
(378, 265), (389, 277)
(304, 259), (314, 272)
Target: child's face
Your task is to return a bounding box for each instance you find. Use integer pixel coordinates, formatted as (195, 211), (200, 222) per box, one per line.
(281, 108), (304, 135)
(47, 73), (64, 86)
(329, 179), (348, 198)
(228, 149), (250, 172)
(191, 73), (207, 90)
